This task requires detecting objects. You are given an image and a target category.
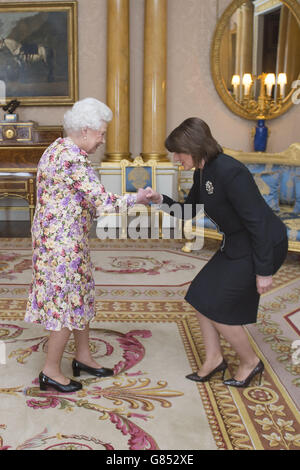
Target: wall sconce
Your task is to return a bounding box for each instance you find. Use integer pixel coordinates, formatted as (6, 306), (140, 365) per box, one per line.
(277, 73), (287, 98)
(231, 72), (288, 151)
(231, 74), (240, 98)
(264, 73), (276, 97)
(242, 73), (253, 96)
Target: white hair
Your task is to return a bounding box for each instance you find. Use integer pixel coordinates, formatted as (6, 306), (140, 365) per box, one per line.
(63, 98), (113, 133)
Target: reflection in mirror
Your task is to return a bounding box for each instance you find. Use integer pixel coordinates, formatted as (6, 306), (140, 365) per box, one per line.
(220, 0), (300, 111)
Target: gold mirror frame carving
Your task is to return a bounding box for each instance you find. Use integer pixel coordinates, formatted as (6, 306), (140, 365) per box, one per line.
(211, 0), (300, 120)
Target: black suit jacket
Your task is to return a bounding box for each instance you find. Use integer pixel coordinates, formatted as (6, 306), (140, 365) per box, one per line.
(162, 153), (287, 276)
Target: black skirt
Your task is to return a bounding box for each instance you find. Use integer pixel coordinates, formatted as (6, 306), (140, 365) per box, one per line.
(185, 237), (288, 325)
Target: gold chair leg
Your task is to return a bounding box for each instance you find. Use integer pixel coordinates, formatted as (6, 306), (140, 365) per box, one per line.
(120, 211), (128, 239)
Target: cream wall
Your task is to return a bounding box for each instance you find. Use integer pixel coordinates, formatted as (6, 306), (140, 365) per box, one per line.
(0, 0), (299, 161)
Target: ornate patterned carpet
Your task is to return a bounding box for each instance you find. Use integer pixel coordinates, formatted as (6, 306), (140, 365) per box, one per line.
(0, 238), (299, 450)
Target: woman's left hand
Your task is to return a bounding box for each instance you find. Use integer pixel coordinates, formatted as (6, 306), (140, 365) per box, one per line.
(256, 275), (273, 295)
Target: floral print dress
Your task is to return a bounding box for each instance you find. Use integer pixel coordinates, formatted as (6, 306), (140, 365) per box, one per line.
(25, 137), (136, 331)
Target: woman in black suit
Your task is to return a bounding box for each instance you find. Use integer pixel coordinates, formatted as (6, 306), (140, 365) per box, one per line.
(146, 118), (288, 388)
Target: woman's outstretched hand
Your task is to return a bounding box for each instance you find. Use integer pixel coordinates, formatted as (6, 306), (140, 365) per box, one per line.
(135, 187), (163, 205)
(136, 188), (152, 205)
(144, 187), (163, 204)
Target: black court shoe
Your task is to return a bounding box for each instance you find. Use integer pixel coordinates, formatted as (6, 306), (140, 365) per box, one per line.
(224, 359), (264, 388)
(186, 359), (228, 383)
(39, 372), (82, 393)
(72, 359), (114, 378)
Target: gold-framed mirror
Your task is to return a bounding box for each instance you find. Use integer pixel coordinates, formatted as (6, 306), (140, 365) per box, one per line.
(211, 0), (300, 120)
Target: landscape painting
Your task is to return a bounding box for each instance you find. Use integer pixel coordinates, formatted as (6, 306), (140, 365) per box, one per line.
(0, 2), (78, 106)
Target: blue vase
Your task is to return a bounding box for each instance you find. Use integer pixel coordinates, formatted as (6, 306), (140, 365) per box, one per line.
(254, 119), (268, 152)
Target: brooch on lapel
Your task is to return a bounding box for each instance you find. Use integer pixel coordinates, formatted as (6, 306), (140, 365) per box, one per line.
(205, 180), (214, 195)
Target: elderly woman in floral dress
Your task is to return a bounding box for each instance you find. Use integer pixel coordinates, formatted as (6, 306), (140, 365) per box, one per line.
(25, 98), (148, 393)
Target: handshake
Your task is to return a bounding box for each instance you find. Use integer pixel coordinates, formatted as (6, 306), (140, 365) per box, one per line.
(136, 187), (163, 206)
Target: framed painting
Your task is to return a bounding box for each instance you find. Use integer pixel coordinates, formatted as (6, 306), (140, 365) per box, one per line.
(121, 157), (157, 194)
(0, 1), (78, 106)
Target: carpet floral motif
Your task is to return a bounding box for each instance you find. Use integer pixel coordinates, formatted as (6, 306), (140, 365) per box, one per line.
(245, 386), (300, 449)
(0, 324), (185, 450)
(95, 255), (195, 276)
(257, 288), (300, 387)
(0, 253), (32, 280)
(0, 239), (300, 450)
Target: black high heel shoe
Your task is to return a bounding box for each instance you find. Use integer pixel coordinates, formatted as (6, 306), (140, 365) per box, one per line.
(224, 359), (264, 388)
(186, 359), (228, 383)
(72, 359), (114, 378)
(39, 372), (82, 393)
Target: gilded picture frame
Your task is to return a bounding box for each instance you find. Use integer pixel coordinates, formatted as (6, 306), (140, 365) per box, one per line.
(120, 157), (157, 194)
(0, 1), (78, 106)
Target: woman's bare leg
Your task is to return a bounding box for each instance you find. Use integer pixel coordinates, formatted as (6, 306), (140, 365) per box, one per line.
(212, 322), (260, 381)
(42, 328), (72, 385)
(196, 312), (224, 376)
(73, 323), (103, 368)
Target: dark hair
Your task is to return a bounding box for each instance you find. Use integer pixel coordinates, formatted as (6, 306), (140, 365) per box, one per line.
(165, 117), (223, 167)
